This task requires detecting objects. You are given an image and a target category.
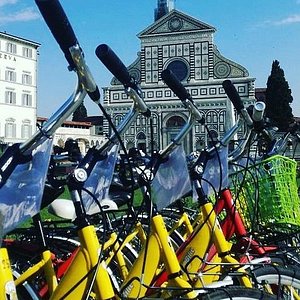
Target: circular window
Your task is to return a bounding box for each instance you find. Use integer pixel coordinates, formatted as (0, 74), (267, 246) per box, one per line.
(168, 17), (183, 31)
(166, 60), (189, 81)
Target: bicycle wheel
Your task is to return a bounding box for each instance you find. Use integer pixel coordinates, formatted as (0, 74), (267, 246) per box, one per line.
(201, 286), (276, 299)
(251, 264), (300, 299)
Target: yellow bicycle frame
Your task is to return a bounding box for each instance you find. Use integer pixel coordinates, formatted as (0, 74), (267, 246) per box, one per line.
(15, 248), (58, 294)
(167, 211), (194, 240)
(11, 216), (149, 299)
(120, 213), (197, 299)
(13, 224), (118, 300)
(0, 247), (18, 300)
(174, 201), (252, 288)
(48, 224), (115, 299)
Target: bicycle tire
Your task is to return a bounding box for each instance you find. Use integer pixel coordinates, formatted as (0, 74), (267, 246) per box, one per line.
(201, 286), (276, 299)
(251, 264), (300, 299)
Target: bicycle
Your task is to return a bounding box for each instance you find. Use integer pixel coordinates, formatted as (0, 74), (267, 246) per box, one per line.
(147, 71), (300, 298)
(1, 1), (294, 299)
(0, 0), (123, 299)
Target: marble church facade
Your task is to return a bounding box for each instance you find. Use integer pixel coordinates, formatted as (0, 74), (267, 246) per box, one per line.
(102, 8), (256, 154)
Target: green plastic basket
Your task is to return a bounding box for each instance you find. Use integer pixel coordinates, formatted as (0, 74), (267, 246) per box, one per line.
(230, 155), (300, 231)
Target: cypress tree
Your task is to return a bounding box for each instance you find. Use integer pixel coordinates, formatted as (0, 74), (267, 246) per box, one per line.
(72, 102), (88, 121)
(265, 60), (294, 130)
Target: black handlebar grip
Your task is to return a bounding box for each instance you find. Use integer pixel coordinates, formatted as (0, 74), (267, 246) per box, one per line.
(95, 44), (132, 86)
(35, 0), (78, 69)
(161, 69), (190, 101)
(87, 86), (100, 102)
(222, 80), (244, 112)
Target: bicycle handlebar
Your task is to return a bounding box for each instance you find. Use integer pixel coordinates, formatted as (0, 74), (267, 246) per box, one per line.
(160, 69), (204, 158)
(35, 0), (100, 102)
(252, 101), (266, 122)
(95, 44), (132, 87)
(222, 80), (244, 112)
(95, 44), (150, 117)
(226, 101), (267, 161)
(222, 79), (253, 127)
(69, 45), (100, 101)
(35, 0), (78, 70)
(19, 0), (101, 156)
(161, 69), (191, 102)
(161, 69), (204, 123)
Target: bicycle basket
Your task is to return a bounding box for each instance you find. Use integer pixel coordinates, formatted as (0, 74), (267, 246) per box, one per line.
(230, 155), (300, 232)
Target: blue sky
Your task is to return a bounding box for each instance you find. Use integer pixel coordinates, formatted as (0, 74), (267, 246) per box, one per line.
(1, 0), (300, 117)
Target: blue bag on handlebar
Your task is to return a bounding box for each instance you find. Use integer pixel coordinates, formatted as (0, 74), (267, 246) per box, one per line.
(81, 144), (119, 213)
(0, 138), (53, 237)
(200, 146), (229, 198)
(151, 145), (191, 211)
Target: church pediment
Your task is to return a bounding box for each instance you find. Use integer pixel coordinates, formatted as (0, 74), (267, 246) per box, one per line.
(138, 10), (215, 38)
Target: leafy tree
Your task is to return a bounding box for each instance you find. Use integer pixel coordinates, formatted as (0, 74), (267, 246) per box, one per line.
(265, 60), (294, 130)
(72, 102), (87, 121)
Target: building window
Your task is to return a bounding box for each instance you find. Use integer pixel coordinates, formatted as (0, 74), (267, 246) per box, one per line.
(22, 93), (32, 106)
(136, 132), (146, 152)
(5, 119), (16, 138)
(166, 116), (185, 128)
(219, 111), (225, 123)
(5, 91), (16, 104)
(207, 111), (218, 124)
(22, 47), (32, 58)
(6, 42), (17, 54)
(21, 120), (32, 139)
(5, 70), (16, 82)
(22, 73), (32, 85)
(136, 116), (140, 126)
(166, 59), (189, 81)
(152, 116), (157, 125)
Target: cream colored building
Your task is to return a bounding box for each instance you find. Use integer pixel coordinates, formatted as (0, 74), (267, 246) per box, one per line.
(0, 31), (39, 145)
(103, 4), (256, 154)
(0, 31), (104, 154)
(37, 117), (105, 155)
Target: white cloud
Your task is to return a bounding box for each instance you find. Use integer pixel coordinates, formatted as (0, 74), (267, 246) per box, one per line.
(257, 14), (300, 28)
(0, 0), (18, 7)
(0, 7), (40, 24)
(272, 14), (300, 25)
